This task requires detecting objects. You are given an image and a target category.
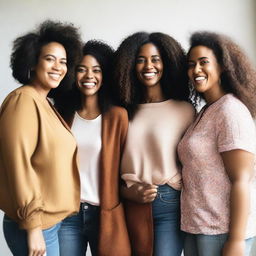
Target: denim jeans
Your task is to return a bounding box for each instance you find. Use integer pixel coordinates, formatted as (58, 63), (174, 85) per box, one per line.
(152, 184), (184, 256)
(184, 232), (255, 256)
(3, 214), (61, 256)
(58, 202), (100, 256)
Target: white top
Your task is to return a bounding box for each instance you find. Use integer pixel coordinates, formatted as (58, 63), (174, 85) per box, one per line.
(72, 112), (102, 205)
(121, 99), (194, 190)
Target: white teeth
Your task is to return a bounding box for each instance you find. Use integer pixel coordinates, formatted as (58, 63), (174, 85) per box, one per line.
(81, 82), (96, 88)
(195, 76), (206, 81)
(143, 72), (155, 77)
(82, 82), (95, 86)
(49, 73), (61, 80)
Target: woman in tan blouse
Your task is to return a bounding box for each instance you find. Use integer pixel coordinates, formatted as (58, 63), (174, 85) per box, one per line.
(0, 20), (82, 256)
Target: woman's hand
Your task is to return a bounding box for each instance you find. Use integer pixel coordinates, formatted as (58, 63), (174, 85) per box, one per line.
(121, 183), (158, 203)
(222, 239), (245, 256)
(27, 227), (46, 256)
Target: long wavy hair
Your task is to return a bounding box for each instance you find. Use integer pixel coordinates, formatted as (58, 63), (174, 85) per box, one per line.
(113, 32), (191, 119)
(54, 40), (114, 122)
(188, 31), (256, 117)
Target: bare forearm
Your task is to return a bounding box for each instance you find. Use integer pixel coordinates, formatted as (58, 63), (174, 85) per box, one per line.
(228, 180), (250, 241)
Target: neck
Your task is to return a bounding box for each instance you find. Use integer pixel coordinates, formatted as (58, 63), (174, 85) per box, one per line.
(143, 84), (165, 103)
(29, 83), (50, 99)
(78, 94), (101, 120)
(204, 85), (226, 105)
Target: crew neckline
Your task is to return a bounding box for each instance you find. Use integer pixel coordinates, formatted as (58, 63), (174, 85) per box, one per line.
(75, 111), (102, 121)
(138, 99), (173, 108)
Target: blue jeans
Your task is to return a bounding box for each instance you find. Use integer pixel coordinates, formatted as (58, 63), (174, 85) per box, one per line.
(184, 233), (255, 256)
(3, 214), (61, 256)
(152, 184), (184, 256)
(58, 202), (100, 256)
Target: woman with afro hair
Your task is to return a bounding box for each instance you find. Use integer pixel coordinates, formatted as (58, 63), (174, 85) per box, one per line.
(55, 40), (131, 256)
(0, 20), (82, 256)
(113, 32), (195, 256)
(178, 31), (256, 256)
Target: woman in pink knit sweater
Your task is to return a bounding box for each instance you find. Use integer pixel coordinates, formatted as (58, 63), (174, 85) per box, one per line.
(178, 31), (256, 256)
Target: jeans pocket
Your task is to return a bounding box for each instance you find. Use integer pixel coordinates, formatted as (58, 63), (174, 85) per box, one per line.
(159, 191), (180, 204)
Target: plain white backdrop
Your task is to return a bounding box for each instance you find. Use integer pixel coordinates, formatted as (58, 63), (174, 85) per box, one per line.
(0, 0), (255, 255)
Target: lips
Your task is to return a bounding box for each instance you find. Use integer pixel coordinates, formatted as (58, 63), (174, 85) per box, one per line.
(81, 82), (96, 88)
(195, 76), (206, 81)
(142, 72), (158, 79)
(193, 76), (207, 86)
(48, 73), (61, 81)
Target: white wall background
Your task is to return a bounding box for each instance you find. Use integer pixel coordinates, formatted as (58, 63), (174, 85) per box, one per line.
(0, 0), (255, 255)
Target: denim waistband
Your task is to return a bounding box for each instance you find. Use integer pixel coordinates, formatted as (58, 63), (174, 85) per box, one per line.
(157, 184), (180, 193)
(80, 202), (100, 211)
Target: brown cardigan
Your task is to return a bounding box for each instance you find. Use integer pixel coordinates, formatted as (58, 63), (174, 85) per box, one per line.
(124, 201), (153, 256)
(67, 106), (131, 256)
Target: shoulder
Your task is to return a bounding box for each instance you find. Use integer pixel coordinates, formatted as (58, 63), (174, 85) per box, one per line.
(170, 100), (196, 121)
(1, 86), (39, 113)
(171, 100), (195, 112)
(216, 94), (255, 133)
(13, 85), (39, 98)
(218, 94), (252, 120)
(104, 105), (128, 122)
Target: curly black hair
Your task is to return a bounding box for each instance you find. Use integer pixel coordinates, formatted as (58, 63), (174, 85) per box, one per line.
(10, 19), (82, 98)
(54, 40), (114, 122)
(188, 31), (256, 117)
(113, 32), (190, 119)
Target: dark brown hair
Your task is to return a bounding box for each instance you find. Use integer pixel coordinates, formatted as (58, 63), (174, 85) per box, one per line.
(188, 31), (256, 117)
(113, 32), (191, 119)
(10, 20), (82, 99)
(54, 40), (114, 121)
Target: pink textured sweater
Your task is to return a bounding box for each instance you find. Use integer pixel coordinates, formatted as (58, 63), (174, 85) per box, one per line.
(121, 99), (194, 190)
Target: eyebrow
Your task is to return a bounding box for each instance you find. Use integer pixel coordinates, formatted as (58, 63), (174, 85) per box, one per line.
(198, 57), (208, 60)
(188, 56), (209, 62)
(77, 64), (101, 68)
(44, 54), (67, 60)
(137, 55), (160, 58)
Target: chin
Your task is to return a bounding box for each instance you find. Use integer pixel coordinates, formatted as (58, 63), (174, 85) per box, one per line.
(144, 82), (159, 88)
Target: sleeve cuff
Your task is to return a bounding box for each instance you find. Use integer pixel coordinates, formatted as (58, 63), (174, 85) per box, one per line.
(19, 211), (43, 229)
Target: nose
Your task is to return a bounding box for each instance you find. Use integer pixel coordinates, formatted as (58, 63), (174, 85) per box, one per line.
(53, 61), (61, 71)
(145, 59), (153, 69)
(193, 63), (202, 74)
(85, 69), (93, 79)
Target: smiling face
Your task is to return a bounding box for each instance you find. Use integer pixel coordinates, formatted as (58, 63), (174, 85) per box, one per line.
(76, 55), (102, 97)
(188, 45), (223, 100)
(32, 42), (67, 95)
(135, 43), (163, 89)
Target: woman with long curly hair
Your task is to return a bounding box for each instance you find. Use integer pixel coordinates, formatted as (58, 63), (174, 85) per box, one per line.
(55, 40), (131, 256)
(178, 31), (256, 256)
(113, 32), (195, 256)
(0, 20), (82, 256)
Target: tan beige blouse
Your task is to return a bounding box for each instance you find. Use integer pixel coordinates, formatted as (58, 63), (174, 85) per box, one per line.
(0, 85), (80, 230)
